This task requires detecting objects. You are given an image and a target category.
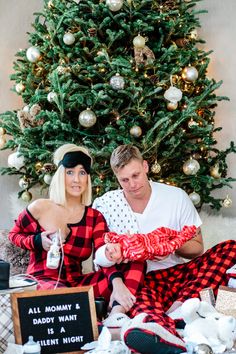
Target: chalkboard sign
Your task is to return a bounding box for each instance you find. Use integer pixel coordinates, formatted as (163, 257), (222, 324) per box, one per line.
(11, 286), (98, 354)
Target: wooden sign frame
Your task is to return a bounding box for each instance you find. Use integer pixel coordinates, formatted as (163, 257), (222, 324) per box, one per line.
(11, 286), (98, 354)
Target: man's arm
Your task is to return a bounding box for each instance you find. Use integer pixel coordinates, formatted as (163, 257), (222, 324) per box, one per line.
(175, 227), (204, 259)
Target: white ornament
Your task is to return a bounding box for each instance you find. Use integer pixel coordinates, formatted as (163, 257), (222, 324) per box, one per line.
(110, 73), (125, 90)
(190, 29), (198, 40)
(79, 108), (97, 128)
(43, 174), (52, 185)
(189, 191), (201, 206)
(130, 125), (142, 137)
(21, 191), (32, 203)
(15, 83), (25, 93)
(19, 177), (29, 189)
(183, 158), (200, 175)
(23, 105), (30, 112)
(106, 0), (123, 12)
(47, 91), (57, 102)
(133, 34), (146, 48)
(8, 152), (25, 170)
(63, 32), (75, 45)
(182, 66), (198, 82)
(164, 86), (182, 104)
(26, 46), (41, 63)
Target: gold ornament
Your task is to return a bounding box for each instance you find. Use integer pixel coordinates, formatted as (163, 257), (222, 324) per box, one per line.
(151, 161), (161, 174)
(222, 195), (232, 208)
(0, 135), (6, 148)
(0, 127), (6, 135)
(210, 164), (221, 179)
(167, 102), (178, 111)
(130, 125), (142, 137)
(35, 161), (44, 172)
(21, 191), (32, 203)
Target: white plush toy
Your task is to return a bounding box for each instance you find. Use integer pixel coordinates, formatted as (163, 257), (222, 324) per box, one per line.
(180, 298), (236, 353)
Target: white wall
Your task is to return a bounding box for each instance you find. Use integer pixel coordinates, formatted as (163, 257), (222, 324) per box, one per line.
(0, 0), (236, 229)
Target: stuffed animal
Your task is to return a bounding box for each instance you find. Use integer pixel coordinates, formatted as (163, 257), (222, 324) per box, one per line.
(180, 298), (236, 353)
(17, 104), (44, 130)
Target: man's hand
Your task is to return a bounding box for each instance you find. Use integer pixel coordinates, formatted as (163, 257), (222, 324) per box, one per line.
(110, 278), (136, 312)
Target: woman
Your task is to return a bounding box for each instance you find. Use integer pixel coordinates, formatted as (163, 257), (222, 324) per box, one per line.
(8, 144), (136, 314)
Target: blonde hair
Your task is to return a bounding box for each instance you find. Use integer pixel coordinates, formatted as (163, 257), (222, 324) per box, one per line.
(49, 144), (92, 206)
(110, 144), (143, 173)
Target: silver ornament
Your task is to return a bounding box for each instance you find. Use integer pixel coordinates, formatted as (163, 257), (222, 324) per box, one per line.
(43, 174), (52, 185)
(63, 32), (75, 45)
(110, 73), (125, 90)
(130, 125), (142, 137)
(79, 108), (97, 128)
(223, 195), (233, 208)
(106, 0), (123, 12)
(133, 34), (146, 48)
(47, 91), (57, 103)
(182, 66), (199, 82)
(189, 191), (201, 206)
(164, 86), (182, 104)
(193, 343), (213, 354)
(19, 177), (29, 189)
(15, 83), (25, 93)
(183, 158), (200, 175)
(26, 46), (41, 63)
(23, 105), (30, 112)
(8, 152), (25, 170)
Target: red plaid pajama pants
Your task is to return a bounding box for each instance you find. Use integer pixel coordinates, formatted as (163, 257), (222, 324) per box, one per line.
(128, 240), (236, 338)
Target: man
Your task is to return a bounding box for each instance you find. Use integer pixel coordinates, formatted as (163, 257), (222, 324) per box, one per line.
(93, 144), (236, 354)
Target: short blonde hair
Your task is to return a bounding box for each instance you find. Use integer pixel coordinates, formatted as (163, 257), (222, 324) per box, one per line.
(49, 144), (92, 206)
(110, 144), (143, 173)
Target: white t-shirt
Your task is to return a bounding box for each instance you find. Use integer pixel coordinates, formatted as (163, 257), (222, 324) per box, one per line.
(93, 181), (202, 272)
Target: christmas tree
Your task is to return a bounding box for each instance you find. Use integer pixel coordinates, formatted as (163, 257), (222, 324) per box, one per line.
(0, 0), (235, 210)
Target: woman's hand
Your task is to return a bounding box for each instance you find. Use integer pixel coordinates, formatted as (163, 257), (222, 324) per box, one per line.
(110, 278), (136, 312)
(41, 231), (56, 251)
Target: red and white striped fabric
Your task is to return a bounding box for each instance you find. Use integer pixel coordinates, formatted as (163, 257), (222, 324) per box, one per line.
(104, 225), (197, 261)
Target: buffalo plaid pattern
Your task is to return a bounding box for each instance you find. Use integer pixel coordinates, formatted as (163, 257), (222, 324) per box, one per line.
(0, 293), (14, 353)
(128, 240), (236, 338)
(8, 208), (144, 300)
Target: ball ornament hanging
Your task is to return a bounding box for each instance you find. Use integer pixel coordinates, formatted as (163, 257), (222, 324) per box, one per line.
(222, 195), (232, 208)
(130, 125), (142, 137)
(15, 83), (25, 93)
(79, 108), (97, 128)
(193, 343), (213, 354)
(110, 73), (125, 90)
(21, 190), (32, 203)
(164, 86), (182, 104)
(106, 0), (123, 11)
(183, 157), (200, 175)
(63, 32), (75, 45)
(47, 91), (57, 103)
(19, 177), (30, 189)
(210, 164), (221, 179)
(189, 191), (201, 206)
(133, 34), (146, 48)
(188, 118), (198, 128)
(167, 102), (178, 111)
(182, 66), (198, 82)
(8, 152), (25, 170)
(151, 161), (161, 174)
(43, 174), (52, 185)
(35, 161), (44, 173)
(26, 46), (41, 63)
